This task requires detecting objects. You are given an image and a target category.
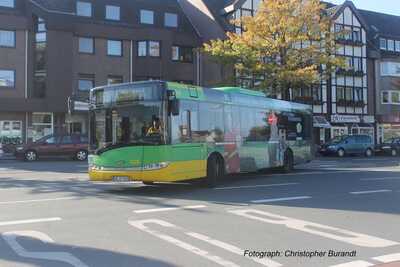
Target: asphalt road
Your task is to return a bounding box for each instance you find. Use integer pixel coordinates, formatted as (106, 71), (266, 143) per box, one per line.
(0, 157), (399, 267)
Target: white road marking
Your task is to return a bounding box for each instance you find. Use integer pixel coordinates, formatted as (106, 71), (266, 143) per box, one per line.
(373, 253), (400, 263)
(0, 197), (77, 205)
(350, 190), (392, 195)
(360, 177), (400, 181)
(0, 217), (62, 227)
(129, 219), (240, 267)
(329, 260), (374, 267)
(251, 196), (311, 204)
(229, 209), (398, 248)
(133, 205), (206, 214)
(2, 231), (88, 267)
(187, 232), (281, 267)
(215, 183), (298, 190)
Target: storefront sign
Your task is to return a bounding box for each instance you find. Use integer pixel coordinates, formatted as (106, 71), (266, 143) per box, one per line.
(74, 101), (89, 111)
(331, 115), (360, 123)
(362, 116), (375, 124)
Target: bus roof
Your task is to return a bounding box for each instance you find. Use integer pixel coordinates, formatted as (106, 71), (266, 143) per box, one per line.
(90, 80), (311, 113)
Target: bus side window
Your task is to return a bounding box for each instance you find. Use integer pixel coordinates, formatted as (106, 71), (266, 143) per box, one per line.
(171, 101), (198, 144)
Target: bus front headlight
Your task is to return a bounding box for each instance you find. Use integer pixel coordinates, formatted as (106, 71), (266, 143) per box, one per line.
(143, 162), (169, 171)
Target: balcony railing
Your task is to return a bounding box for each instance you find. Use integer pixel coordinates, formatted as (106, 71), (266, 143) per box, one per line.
(337, 99), (365, 107)
(294, 96), (323, 105)
(336, 68), (364, 77)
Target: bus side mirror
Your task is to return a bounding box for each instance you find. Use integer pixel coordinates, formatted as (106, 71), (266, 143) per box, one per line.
(169, 98), (180, 116)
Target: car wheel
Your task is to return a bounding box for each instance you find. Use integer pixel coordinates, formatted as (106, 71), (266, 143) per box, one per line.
(365, 148), (373, 157)
(25, 150), (37, 161)
(204, 155), (223, 188)
(337, 148), (345, 158)
(391, 149), (398, 157)
(76, 150), (88, 161)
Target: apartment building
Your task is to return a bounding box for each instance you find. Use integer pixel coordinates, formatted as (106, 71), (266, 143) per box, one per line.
(359, 9), (400, 143)
(217, 0), (400, 145)
(0, 0), (227, 145)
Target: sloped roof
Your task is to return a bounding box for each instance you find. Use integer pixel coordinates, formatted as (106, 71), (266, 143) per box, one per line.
(177, 0), (227, 41)
(359, 9), (400, 38)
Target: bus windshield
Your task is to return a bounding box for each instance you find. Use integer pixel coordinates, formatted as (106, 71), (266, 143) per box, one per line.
(91, 102), (165, 152)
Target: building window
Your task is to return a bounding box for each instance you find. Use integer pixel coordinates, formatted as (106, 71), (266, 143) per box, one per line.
(107, 75), (123, 85)
(149, 41), (160, 57)
(396, 41), (400, 52)
(353, 28), (361, 42)
(0, 30), (15, 47)
(354, 87), (363, 101)
(172, 46), (193, 62)
(0, 0), (14, 8)
(76, 1), (92, 17)
(382, 91), (400, 105)
(78, 74), (94, 91)
(380, 38), (387, 50)
(382, 91), (389, 104)
(78, 37), (94, 54)
(32, 113), (53, 141)
(337, 86), (345, 101)
(140, 10), (154, 24)
(381, 62), (400, 77)
(137, 41), (147, 57)
(137, 41), (160, 57)
(353, 57), (362, 72)
(164, 13), (178, 27)
(106, 5), (120, 21)
(345, 57), (353, 70)
(0, 69), (14, 87)
(388, 39), (395, 51)
(392, 91), (400, 104)
(107, 40), (122, 56)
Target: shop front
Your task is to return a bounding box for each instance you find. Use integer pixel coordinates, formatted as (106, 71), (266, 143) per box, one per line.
(313, 116), (331, 145)
(377, 113), (400, 144)
(330, 114), (376, 143)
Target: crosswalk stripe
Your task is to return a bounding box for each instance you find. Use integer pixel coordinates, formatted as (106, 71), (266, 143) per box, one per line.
(329, 260), (374, 267)
(373, 253), (400, 263)
(187, 232), (281, 267)
(129, 219), (240, 267)
(133, 205), (206, 214)
(251, 196), (311, 204)
(229, 209), (398, 248)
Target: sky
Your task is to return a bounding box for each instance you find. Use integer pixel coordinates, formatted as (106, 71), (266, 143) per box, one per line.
(325, 0), (400, 16)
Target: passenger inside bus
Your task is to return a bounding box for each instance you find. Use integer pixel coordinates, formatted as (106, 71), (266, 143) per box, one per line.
(146, 117), (162, 136)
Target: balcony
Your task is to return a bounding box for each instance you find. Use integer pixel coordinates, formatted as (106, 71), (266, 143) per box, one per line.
(337, 99), (365, 107)
(294, 96), (323, 105)
(336, 38), (364, 47)
(336, 68), (364, 77)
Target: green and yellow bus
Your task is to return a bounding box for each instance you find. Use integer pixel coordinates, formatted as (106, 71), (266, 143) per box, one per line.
(88, 81), (313, 186)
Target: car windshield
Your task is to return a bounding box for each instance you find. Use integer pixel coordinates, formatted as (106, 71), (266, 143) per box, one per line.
(330, 135), (347, 144)
(90, 101), (165, 152)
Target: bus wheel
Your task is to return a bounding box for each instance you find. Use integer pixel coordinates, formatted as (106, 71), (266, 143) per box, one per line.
(282, 150), (294, 173)
(205, 155), (223, 188)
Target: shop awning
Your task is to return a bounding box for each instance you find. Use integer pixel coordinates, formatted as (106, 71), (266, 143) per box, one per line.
(313, 116), (331, 128)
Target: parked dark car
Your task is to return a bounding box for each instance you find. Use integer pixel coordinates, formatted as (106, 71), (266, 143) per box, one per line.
(15, 134), (89, 161)
(319, 135), (374, 157)
(375, 137), (400, 157)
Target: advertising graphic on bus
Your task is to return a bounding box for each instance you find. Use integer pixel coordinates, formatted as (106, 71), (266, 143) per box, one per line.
(88, 81), (313, 186)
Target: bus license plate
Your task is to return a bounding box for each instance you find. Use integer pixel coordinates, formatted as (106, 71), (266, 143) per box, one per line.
(112, 176), (130, 182)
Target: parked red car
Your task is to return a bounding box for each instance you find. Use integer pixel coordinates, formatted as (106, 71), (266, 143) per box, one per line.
(15, 134), (89, 161)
